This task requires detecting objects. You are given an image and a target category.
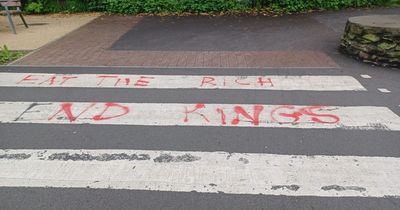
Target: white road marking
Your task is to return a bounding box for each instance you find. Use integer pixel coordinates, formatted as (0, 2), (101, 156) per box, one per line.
(1, 101), (399, 130)
(0, 73), (366, 91)
(378, 88), (391, 93)
(360, 74), (372, 79)
(0, 149), (399, 198)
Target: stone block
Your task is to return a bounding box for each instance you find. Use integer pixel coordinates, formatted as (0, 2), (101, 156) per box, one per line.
(340, 15), (400, 68)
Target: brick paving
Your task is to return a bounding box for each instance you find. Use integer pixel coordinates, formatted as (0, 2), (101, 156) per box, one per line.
(14, 16), (338, 68)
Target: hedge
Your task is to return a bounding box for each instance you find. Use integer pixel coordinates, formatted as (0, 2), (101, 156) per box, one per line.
(24, 0), (399, 14)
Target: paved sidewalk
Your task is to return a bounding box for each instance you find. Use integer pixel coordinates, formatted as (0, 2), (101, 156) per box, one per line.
(12, 15), (336, 68)
(0, 13), (99, 50)
(11, 7), (400, 69)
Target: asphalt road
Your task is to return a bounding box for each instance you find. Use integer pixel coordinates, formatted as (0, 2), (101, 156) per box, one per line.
(0, 64), (399, 209)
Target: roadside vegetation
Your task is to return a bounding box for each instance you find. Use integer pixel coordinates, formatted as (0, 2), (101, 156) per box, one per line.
(0, 45), (28, 65)
(24, 0), (400, 15)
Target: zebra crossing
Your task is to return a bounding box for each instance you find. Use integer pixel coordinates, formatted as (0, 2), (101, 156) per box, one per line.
(0, 72), (366, 91)
(1, 149), (399, 198)
(0, 68), (400, 202)
(1, 102), (400, 130)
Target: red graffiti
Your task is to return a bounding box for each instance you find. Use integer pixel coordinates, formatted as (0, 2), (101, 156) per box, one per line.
(96, 75), (154, 87)
(257, 77), (274, 87)
(134, 76), (154, 87)
(48, 102), (129, 122)
(59, 76), (78, 85)
(270, 105), (302, 123)
(200, 76), (216, 87)
(96, 75), (118, 86)
(17, 75), (40, 84)
(183, 103), (210, 123)
(298, 106), (340, 124)
(17, 74), (278, 89)
(198, 76), (274, 88)
(45, 102), (338, 126)
(270, 105), (340, 124)
(48, 102), (96, 122)
(17, 74), (78, 86)
(234, 77), (251, 86)
(92, 102), (130, 121)
(216, 108), (226, 125)
(118, 78), (131, 86)
(183, 104), (265, 126)
(38, 76), (57, 85)
(231, 105), (264, 126)
(97, 75), (151, 87)
(110, 77), (131, 86)
(182, 104), (339, 126)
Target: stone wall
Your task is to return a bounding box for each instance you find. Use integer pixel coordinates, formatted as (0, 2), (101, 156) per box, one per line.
(340, 16), (400, 68)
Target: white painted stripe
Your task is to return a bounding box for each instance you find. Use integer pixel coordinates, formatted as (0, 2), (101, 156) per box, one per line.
(0, 73), (366, 91)
(1, 101), (399, 130)
(360, 74), (372, 79)
(0, 149), (399, 198)
(378, 88), (391, 93)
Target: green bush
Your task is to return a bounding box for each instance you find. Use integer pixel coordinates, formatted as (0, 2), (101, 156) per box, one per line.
(102, 0), (247, 14)
(88, 0), (107, 11)
(105, 0), (142, 14)
(26, 0), (91, 13)
(181, 0), (247, 13)
(25, 2), (44, 14)
(268, 0), (393, 12)
(24, 0), (399, 14)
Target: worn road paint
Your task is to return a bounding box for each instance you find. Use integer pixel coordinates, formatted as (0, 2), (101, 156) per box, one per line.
(360, 74), (372, 79)
(378, 88), (391, 93)
(1, 101), (400, 130)
(0, 149), (400, 197)
(0, 73), (366, 91)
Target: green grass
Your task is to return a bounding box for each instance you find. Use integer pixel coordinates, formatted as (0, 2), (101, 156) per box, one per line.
(0, 45), (29, 65)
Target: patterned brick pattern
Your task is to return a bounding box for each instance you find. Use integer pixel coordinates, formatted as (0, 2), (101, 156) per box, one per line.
(14, 16), (338, 68)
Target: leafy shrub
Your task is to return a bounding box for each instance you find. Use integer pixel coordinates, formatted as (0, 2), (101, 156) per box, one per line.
(88, 0), (107, 11)
(26, 0), (91, 13)
(180, 0), (247, 13)
(25, 2), (44, 14)
(24, 0), (398, 14)
(102, 0), (247, 14)
(105, 0), (142, 14)
(268, 0), (396, 12)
